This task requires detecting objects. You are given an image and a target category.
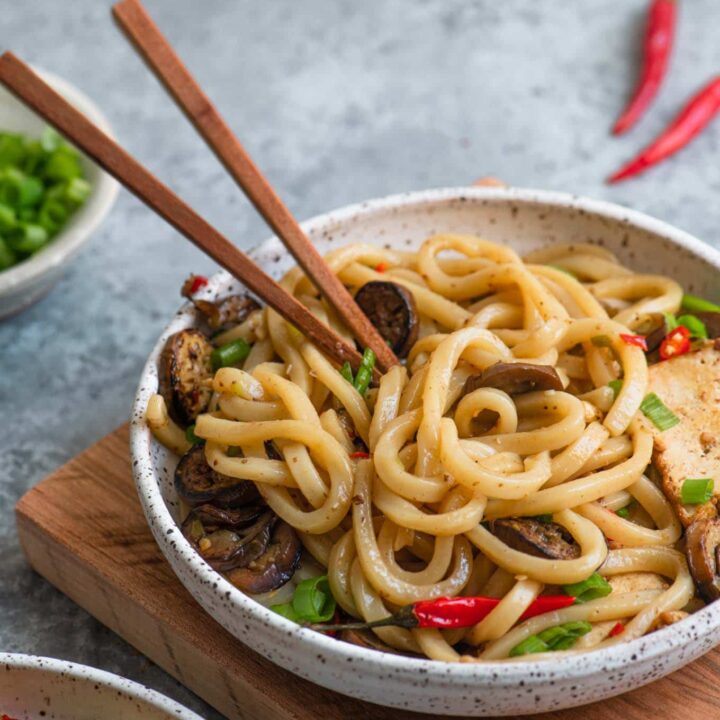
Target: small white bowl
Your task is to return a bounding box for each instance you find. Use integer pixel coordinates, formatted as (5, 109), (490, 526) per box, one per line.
(131, 187), (720, 716)
(0, 69), (118, 319)
(0, 653), (203, 719)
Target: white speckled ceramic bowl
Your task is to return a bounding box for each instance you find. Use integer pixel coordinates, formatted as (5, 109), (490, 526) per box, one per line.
(0, 653), (202, 719)
(130, 188), (720, 716)
(0, 69), (119, 319)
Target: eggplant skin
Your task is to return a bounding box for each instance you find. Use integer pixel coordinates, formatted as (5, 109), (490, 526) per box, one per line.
(225, 521), (302, 594)
(489, 517), (581, 560)
(354, 281), (419, 358)
(686, 514), (720, 601)
(464, 362), (563, 398)
(158, 329), (214, 426)
(192, 294), (260, 332)
(175, 445), (260, 508)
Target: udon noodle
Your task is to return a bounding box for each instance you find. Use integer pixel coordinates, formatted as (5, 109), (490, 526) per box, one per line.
(147, 233), (702, 662)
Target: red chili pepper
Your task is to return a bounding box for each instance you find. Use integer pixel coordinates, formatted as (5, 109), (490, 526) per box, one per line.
(619, 333), (649, 351)
(609, 621), (625, 637)
(659, 325), (691, 360)
(349, 451), (370, 459)
(612, 0), (677, 135)
(310, 595), (576, 632)
(189, 274), (209, 294)
(610, 75), (720, 183)
(375, 262), (387, 273)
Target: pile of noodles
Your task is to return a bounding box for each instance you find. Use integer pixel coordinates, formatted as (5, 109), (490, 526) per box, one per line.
(149, 234), (694, 662)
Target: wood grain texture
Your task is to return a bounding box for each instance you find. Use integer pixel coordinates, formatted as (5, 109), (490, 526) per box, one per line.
(0, 52), (375, 376)
(111, 0), (398, 373)
(15, 424), (720, 720)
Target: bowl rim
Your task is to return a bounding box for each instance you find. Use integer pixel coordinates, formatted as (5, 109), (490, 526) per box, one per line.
(131, 185), (720, 684)
(0, 652), (203, 718)
(0, 68), (119, 292)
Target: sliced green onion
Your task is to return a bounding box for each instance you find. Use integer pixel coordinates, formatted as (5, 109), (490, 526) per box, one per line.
(509, 634), (549, 657)
(0, 237), (17, 270)
(42, 147), (82, 182)
(6, 223), (48, 253)
(292, 575), (336, 623)
(340, 361), (354, 384)
(185, 424), (204, 446)
(353, 347), (376, 396)
(538, 621), (592, 650)
(663, 313), (679, 331)
(211, 338), (251, 370)
(0, 133), (25, 167)
(682, 294), (720, 314)
(640, 392), (680, 431)
(676, 314), (708, 339)
(0, 168), (43, 208)
(616, 505), (631, 520)
(0, 202), (16, 232)
(40, 126), (63, 153)
(63, 177), (91, 205)
(562, 572), (612, 604)
(37, 199), (69, 233)
(591, 334), (612, 347)
(535, 514), (553, 523)
(681, 478), (714, 505)
(270, 602), (300, 622)
(608, 379), (623, 398)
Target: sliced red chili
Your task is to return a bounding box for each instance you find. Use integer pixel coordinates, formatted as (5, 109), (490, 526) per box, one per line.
(612, 0), (677, 135)
(619, 333), (649, 351)
(349, 451), (370, 459)
(375, 262), (387, 273)
(659, 325), (691, 360)
(609, 621), (625, 637)
(189, 274), (209, 294)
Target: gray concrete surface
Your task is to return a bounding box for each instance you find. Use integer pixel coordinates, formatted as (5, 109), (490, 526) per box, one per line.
(2, 0), (720, 716)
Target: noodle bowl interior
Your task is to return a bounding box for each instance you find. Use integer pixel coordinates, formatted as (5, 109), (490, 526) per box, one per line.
(146, 233), (720, 662)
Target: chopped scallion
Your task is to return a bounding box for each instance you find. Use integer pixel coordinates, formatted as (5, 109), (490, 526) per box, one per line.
(509, 634), (549, 657)
(271, 575), (337, 625)
(681, 478), (714, 505)
(562, 572), (612, 604)
(185, 424), (204, 446)
(211, 338), (251, 370)
(353, 348), (376, 396)
(608, 379), (623, 398)
(509, 621), (592, 657)
(676, 314), (708, 339)
(682, 294), (720, 314)
(340, 361), (354, 384)
(640, 392), (680, 431)
(616, 505), (631, 520)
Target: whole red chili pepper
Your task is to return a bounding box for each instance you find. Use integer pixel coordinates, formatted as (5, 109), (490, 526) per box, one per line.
(619, 333), (649, 351)
(613, 0), (677, 135)
(609, 75), (720, 183)
(659, 325), (691, 360)
(309, 595), (576, 632)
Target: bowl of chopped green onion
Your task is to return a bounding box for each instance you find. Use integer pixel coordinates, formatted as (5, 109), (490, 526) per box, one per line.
(0, 68), (118, 318)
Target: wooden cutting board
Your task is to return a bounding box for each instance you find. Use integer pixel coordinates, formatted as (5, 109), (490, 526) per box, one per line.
(15, 424), (720, 720)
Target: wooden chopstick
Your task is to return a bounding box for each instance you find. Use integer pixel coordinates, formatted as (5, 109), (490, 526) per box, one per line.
(0, 52), (379, 379)
(111, 0), (399, 373)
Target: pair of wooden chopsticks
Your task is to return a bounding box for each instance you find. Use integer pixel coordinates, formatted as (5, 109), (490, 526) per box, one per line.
(0, 0), (397, 378)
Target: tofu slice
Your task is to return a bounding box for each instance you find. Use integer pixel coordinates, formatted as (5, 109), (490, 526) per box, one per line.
(648, 342), (720, 527)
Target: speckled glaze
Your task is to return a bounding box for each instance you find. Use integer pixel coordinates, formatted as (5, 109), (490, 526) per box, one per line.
(0, 69), (118, 319)
(130, 187), (720, 716)
(0, 653), (202, 719)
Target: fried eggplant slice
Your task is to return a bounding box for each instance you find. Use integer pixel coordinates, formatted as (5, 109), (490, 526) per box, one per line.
(463, 362), (563, 397)
(488, 517), (580, 560)
(158, 329), (214, 426)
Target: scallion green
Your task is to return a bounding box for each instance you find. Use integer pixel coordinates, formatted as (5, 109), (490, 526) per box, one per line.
(509, 621), (592, 657)
(682, 294), (720, 314)
(509, 635), (549, 657)
(681, 478), (714, 505)
(608, 379), (623, 398)
(271, 575), (337, 625)
(562, 572), (612, 604)
(640, 392), (680, 431)
(616, 505), (632, 520)
(353, 347), (376, 396)
(185, 424), (204, 446)
(676, 314), (708, 339)
(211, 338), (251, 370)
(340, 361), (354, 384)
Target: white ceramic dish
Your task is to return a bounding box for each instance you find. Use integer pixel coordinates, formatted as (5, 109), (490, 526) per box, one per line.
(0, 69), (118, 319)
(0, 653), (202, 719)
(130, 187), (720, 716)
